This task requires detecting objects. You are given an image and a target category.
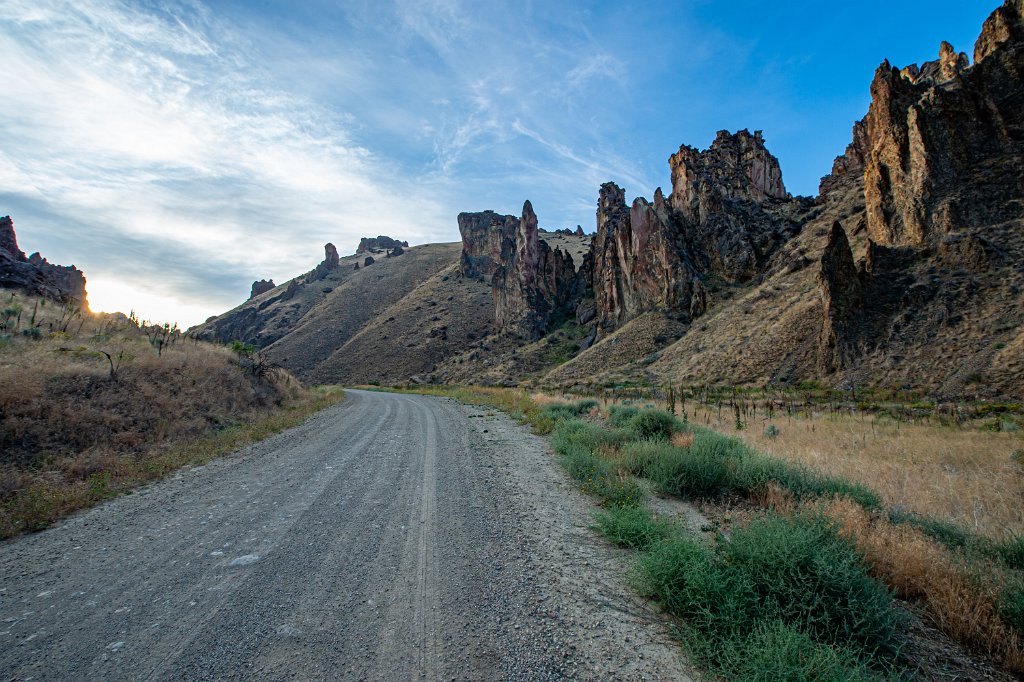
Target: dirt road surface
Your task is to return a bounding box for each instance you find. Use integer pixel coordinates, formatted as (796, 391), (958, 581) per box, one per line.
(0, 389), (693, 680)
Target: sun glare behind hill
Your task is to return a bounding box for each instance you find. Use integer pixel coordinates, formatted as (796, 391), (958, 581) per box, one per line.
(85, 276), (218, 328)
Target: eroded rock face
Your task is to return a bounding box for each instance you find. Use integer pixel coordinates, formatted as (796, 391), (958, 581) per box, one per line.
(591, 184), (705, 332)
(493, 201), (578, 339)
(458, 211), (519, 280)
(669, 129), (788, 223)
(357, 236), (408, 254)
(0, 215), (88, 306)
(586, 130), (800, 334)
(250, 279), (276, 299)
(817, 223), (863, 373)
(863, 0), (1024, 246)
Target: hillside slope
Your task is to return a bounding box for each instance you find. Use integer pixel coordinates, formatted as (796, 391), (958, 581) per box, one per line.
(196, 0), (1023, 399)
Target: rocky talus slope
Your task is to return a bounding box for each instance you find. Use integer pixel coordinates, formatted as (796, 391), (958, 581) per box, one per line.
(196, 0), (1023, 398)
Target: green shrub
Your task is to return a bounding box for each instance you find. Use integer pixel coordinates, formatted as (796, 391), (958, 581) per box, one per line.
(625, 409), (679, 440)
(609, 404), (640, 428)
(763, 424), (780, 439)
(727, 620), (879, 682)
(592, 506), (673, 551)
(724, 513), (899, 657)
(999, 583), (1024, 635)
(542, 399), (599, 422)
(551, 419), (629, 455)
(636, 536), (757, 642)
(622, 436), (734, 498)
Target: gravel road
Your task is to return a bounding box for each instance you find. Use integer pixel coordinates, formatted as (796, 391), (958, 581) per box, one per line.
(0, 390), (693, 681)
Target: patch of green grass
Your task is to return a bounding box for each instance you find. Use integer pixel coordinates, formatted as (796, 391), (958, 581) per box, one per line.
(999, 582), (1024, 636)
(553, 421), (644, 509)
(608, 404), (640, 428)
(887, 510), (1024, 571)
(591, 506), (674, 551)
(727, 620), (880, 682)
(636, 512), (900, 679)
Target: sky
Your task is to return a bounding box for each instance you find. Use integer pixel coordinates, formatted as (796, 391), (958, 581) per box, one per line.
(0, 0), (996, 326)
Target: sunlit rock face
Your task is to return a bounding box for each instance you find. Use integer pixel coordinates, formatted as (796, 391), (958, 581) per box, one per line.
(860, 0), (1024, 247)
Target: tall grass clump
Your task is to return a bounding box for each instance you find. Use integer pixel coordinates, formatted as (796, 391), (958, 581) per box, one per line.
(591, 506), (674, 551)
(552, 419), (644, 508)
(622, 439), (730, 498)
(542, 399), (598, 422)
(636, 511), (901, 679)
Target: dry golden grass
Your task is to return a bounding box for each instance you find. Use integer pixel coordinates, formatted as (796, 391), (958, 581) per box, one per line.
(0, 290), (344, 538)
(574, 385), (1023, 540)
(825, 498), (1024, 673)
(691, 406), (1024, 541)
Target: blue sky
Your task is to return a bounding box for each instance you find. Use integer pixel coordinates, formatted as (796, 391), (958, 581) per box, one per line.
(0, 0), (995, 325)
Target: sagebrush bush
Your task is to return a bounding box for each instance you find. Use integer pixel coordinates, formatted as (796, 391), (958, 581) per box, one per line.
(608, 404), (640, 428)
(542, 399), (598, 422)
(624, 409), (680, 440)
(623, 439), (729, 498)
(636, 512), (900, 678)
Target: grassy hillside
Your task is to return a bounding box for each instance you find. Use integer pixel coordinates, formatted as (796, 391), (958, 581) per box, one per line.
(0, 289), (343, 538)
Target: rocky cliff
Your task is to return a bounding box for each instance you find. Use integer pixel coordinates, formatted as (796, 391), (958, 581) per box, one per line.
(195, 0), (1023, 397)
(491, 201), (578, 339)
(0, 216), (88, 306)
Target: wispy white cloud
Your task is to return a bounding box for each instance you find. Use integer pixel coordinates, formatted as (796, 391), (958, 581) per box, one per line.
(0, 0), (452, 324)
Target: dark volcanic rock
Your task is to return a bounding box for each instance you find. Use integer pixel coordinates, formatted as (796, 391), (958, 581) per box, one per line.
(357, 236), (408, 254)
(250, 279), (276, 299)
(312, 243), (341, 280)
(458, 211), (519, 280)
(364, 256), (375, 267)
(493, 201), (578, 339)
(0, 215), (88, 306)
(386, 244), (404, 257)
(1, 216), (26, 262)
(817, 222), (863, 373)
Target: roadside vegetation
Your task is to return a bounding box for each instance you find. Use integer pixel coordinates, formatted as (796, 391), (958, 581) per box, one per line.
(394, 384), (1024, 679)
(0, 289), (344, 538)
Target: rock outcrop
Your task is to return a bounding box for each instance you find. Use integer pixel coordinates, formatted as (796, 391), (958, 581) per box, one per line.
(591, 184), (705, 332)
(816, 223), (863, 373)
(357, 236), (408, 254)
(492, 201), (578, 339)
(250, 279), (275, 299)
(458, 211), (519, 280)
(586, 130), (800, 335)
(312, 243), (340, 280)
(863, 0), (1024, 247)
(0, 216), (88, 306)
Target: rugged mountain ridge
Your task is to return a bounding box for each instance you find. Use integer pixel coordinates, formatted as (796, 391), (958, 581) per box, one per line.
(195, 0), (1023, 397)
(0, 216), (88, 307)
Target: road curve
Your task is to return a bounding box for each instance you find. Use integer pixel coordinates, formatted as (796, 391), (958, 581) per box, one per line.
(0, 390), (692, 681)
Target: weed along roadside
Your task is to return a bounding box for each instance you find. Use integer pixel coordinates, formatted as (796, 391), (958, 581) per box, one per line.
(391, 385), (1024, 680)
